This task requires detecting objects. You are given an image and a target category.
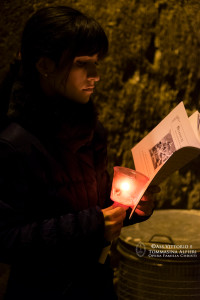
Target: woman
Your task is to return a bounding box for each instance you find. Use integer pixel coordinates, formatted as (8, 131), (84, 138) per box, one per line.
(0, 6), (155, 300)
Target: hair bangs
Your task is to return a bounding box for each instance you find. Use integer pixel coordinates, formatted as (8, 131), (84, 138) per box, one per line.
(73, 16), (108, 59)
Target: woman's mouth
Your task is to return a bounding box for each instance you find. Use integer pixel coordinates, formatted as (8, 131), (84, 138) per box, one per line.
(82, 87), (94, 93)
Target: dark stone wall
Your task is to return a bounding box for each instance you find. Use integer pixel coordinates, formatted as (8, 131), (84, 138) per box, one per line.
(0, 0), (200, 296)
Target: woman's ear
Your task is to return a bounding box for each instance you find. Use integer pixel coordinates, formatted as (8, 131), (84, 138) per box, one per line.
(36, 57), (56, 77)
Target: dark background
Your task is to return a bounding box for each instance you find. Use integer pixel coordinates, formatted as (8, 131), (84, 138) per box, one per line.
(0, 0), (200, 297)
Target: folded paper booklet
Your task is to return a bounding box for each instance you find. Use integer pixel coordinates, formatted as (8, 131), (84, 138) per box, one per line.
(129, 102), (200, 217)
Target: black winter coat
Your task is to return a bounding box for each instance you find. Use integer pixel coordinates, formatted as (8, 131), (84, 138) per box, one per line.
(0, 85), (149, 299)
(0, 93), (117, 299)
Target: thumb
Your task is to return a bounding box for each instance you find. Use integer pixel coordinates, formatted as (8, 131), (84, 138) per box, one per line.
(102, 204), (116, 212)
(112, 202), (129, 210)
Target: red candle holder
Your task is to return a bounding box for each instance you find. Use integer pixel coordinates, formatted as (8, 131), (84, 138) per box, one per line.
(110, 166), (149, 208)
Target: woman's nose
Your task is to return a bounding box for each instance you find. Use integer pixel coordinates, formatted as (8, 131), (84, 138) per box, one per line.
(87, 64), (100, 82)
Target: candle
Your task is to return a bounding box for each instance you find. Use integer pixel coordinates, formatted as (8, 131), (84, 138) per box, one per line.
(110, 166), (149, 207)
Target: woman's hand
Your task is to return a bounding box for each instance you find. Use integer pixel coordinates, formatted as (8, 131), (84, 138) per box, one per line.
(134, 185), (160, 217)
(101, 205), (127, 242)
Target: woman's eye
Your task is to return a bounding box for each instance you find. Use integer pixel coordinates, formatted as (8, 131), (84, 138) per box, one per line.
(75, 61), (87, 67)
(75, 61), (99, 67)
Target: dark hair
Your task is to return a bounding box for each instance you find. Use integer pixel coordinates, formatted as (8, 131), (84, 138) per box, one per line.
(0, 6), (108, 124)
(21, 6), (108, 82)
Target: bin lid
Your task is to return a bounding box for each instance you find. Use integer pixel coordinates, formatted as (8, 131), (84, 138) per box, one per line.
(119, 209), (200, 260)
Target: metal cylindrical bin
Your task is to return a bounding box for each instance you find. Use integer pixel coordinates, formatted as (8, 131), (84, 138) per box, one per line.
(117, 210), (200, 300)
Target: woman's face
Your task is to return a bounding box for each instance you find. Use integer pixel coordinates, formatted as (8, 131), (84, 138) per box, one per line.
(42, 54), (100, 104)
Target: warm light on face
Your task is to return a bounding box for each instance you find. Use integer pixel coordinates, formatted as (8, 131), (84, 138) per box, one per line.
(120, 181), (130, 191)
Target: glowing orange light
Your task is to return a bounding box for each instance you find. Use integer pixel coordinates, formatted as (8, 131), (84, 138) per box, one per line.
(120, 181), (130, 191)
(110, 167), (149, 208)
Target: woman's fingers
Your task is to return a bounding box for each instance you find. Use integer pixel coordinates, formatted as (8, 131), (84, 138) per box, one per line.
(102, 206), (127, 241)
(134, 186), (160, 216)
(146, 185), (161, 194)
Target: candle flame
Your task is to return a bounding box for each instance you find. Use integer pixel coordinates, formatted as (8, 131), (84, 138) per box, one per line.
(121, 181), (130, 191)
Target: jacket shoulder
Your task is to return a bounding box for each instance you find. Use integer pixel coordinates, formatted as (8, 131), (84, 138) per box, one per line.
(0, 122), (48, 157)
